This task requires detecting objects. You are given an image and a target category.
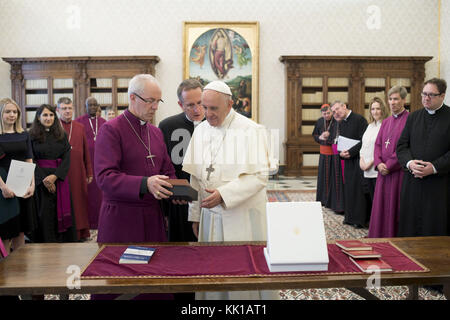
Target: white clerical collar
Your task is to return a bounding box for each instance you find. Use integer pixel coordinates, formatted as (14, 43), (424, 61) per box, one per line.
(393, 109), (406, 118)
(425, 102), (444, 115)
(344, 110), (352, 121)
(184, 113), (203, 127)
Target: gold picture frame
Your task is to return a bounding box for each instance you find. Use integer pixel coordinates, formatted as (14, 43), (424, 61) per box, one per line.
(183, 21), (259, 122)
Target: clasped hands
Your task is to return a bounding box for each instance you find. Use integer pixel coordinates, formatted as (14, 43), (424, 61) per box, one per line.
(147, 175), (187, 205)
(377, 163), (390, 176)
(43, 174), (57, 194)
(408, 160), (435, 178)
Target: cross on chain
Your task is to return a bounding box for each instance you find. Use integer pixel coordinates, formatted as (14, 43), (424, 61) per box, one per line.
(147, 153), (156, 167)
(206, 164), (215, 181)
(385, 138), (390, 149)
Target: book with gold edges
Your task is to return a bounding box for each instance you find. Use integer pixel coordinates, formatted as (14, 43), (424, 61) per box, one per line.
(349, 257), (392, 273)
(342, 249), (381, 259)
(335, 240), (372, 251)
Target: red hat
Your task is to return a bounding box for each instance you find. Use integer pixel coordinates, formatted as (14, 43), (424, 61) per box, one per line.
(320, 103), (330, 111)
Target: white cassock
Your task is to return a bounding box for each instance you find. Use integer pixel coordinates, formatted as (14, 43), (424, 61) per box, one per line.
(182, 109), (279, 300)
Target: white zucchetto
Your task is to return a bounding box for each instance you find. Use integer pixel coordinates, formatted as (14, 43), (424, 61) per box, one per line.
(204, 81), (232, 96)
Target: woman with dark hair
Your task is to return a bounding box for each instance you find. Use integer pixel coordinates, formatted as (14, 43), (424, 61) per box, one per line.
(29, 104), (76, 242)
(0, 98), (37, 254)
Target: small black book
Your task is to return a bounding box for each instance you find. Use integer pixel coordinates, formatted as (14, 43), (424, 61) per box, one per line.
(165, 179), (198, 201)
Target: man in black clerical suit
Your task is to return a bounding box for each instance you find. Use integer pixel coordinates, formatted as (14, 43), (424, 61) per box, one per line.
(397, 78), (450, 237)
(331, 101), (368, 228)
(159, 79), (205, 242)
(396, 78), (450, 295)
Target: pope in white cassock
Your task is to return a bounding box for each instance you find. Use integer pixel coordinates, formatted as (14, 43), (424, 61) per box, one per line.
(182, 81), (279, 300)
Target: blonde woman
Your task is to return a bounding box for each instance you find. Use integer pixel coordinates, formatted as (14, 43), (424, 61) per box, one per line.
(0, 98), (36, 254)
(360, 97), (390, 203)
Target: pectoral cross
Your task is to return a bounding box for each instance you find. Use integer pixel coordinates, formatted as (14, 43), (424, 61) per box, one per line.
(147, 153), (156, 167)
(206, 163), (215, 181)
(385, 138), (390, 149)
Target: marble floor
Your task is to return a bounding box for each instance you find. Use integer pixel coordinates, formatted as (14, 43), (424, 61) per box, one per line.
(267, 175), (317, 191)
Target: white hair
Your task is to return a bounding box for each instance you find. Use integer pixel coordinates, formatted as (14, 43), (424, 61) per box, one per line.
(128, 74), (160, 101)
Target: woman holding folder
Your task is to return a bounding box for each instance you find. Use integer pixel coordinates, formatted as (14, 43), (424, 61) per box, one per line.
(30, 104), (77, 243)
(0, 98), (37, 254)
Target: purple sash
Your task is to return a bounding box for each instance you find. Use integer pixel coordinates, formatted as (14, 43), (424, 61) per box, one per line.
(36, 159), (72, 233)
(0, 237), (8, 258)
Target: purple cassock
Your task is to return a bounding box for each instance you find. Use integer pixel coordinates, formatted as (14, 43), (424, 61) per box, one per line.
(75, 114), (107, 229)
(368, 110), (408, 238)
(94, 109), (176, 243)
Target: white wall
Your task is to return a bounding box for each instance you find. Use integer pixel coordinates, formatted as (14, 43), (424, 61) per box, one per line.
(0, 0), (442, 165)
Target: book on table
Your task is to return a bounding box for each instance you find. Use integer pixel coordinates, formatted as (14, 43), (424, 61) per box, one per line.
(264, 201), (329, 272)
(349, 257), (392, 273)
(342, 250), (381, 259)
(335, 240), (372, 251)
(119, 246), (156, 264)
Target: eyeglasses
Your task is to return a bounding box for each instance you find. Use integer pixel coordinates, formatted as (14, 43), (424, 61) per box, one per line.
(133, 92), (164, 105)
(421, 92), (441, 98)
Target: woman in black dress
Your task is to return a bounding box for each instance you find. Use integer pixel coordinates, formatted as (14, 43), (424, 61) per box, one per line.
(29, 104), (77, 243)
(0, 98), (36, 254)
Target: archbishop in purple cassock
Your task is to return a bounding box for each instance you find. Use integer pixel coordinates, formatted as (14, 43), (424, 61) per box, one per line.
(368, 109), (408, 238)
(94, 109), (176, 243)
(75, 99), (107, 230)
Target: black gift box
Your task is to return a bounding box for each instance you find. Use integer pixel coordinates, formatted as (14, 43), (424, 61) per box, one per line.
(165, 179), (198, 201)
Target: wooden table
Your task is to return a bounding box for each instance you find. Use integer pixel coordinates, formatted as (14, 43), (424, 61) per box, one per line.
(0, 237), (449, 299)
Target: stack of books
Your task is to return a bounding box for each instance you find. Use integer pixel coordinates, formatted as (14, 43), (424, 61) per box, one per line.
(335, 240), (392, 273)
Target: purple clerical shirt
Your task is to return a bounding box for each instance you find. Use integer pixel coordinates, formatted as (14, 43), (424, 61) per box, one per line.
(75, 114), (107, 229)
(368, 110), (409, 238)
(94, 109), (176, 243)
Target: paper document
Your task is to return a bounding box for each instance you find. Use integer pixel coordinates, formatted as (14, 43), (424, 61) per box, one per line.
(6, 160), (36, 197)
(337, 136), (360, 152)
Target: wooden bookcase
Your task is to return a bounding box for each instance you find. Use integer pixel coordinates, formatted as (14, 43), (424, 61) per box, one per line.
(2, 56), (159, 128)
(280, 56), (432, 176)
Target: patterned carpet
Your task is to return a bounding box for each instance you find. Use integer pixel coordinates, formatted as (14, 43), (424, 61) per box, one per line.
(42, 189), (445, 300)
(267, 190), (446, 300)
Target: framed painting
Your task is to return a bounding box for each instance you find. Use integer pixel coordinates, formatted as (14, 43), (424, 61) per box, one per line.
(183, 21), (259, 122)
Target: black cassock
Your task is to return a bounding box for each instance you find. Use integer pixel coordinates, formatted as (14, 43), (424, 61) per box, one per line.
(337, 112), (368, 226)
(312, 117), (344, 213)
(31, 132), (77, 243)
(396, 105), (450, 236)
(158, 112), (199, 242)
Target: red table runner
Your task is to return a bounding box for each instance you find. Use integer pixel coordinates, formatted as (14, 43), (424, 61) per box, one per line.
(81, 241), (428, 279)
